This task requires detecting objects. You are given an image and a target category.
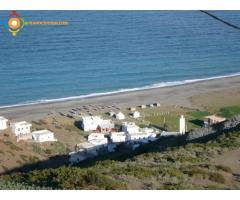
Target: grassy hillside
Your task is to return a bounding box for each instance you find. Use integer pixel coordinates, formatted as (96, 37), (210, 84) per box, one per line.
(1, 127), (240, 189)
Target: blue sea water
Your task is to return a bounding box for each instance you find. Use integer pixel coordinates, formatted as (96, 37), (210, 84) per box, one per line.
(0, 11), (240, 108)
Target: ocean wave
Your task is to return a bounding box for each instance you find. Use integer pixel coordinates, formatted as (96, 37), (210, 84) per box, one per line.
(0, 72), (240, 109)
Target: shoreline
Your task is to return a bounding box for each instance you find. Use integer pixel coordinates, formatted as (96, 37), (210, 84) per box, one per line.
(0, 75), (240, 121)
(1, 72), (240, 110)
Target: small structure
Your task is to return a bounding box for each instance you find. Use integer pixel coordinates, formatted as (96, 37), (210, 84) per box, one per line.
(126, 132), (147, 141)
(148, 104), (154, 108)
(204, 115), (226, 126)
(140, 105), (146, 109)
(130, 111), (140, 119)
(81, 116), (103, 131)
(122, 122), (139, 133)
(69, 142), (100, 164)
(108, 111), (115, 117)
(97, 119), (114, 133)
(0, 116), (8, 130)
(129, 107), (136, 111)
(179, 115), (186, 134)
(154, 103), (161, 107)
(32, 130), (57, 143)
(10, 121), (32, 136)
(126, 127), (157, 142)
(110, 132), (126, 143)
(115, 112), (125, 120)
(161, 131), (181, 137)
(88, 133), (108, 146)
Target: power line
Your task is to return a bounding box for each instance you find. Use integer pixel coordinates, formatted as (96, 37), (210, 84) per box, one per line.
(200, 10), (240, 31)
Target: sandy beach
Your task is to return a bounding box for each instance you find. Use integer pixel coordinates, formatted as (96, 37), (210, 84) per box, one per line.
(0, 75), (240, 121)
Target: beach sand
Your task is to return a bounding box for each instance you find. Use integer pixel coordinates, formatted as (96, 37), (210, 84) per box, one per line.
(0, 75), (240, 121)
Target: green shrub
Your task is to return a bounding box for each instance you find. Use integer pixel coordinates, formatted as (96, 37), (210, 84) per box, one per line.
(3, 141), (22, 151)
(187, 111), (210, 119)
(218, 106), (240, 118)
(31, 144), (44, 154)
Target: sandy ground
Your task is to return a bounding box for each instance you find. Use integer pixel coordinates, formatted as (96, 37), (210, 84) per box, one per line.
(0, 75), (240, 121)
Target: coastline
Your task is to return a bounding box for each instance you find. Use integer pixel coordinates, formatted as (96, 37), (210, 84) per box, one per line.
(1, 72), (240, 110)
(0, 74), (240, 121)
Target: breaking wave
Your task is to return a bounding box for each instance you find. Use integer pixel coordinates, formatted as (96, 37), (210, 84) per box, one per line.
(0, 72), (240, 109)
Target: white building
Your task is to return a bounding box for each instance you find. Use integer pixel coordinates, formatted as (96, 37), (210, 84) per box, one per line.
(110, 132), (126, 143)
(88, 133), (108, 146)
(126, 127), (157, 142)
(115, 112), (125, 120)
(154, 103), (161, 107)
(98, 119), (114, 132)
(126, 132), (150, 141)
(148, 104), (154, 108)
(140, 105), (146, 109)
(0, 116), (8, 130)
(81, 116), (103, 131)
(131, 111), (140, 119)
(122, 122), (139, 133)
(179, 115), (186, 134)
(161, 131), (181, 137)
(108, 111), (115, 117)
(129, 107), (136, 111)
(81, 116), (114, 132)
(122, 122), (158, 142)
(32, 130), (57, 143)
(203, 115), (226, 127)
(10, 121), (32, 136)
(69, 142), (100, 164)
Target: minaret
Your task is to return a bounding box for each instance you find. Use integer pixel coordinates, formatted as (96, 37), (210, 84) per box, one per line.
(179, 115), (186, 134)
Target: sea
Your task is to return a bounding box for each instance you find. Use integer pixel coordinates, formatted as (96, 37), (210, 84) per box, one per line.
(0, 11), (240, 108)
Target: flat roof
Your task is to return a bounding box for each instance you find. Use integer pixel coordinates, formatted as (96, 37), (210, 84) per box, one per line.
(204, 115), (226, 121)
(11, 121), (32, 126)
(128, 132), (148, 136)
(110, 132), (126, 136)
(77, 142), (97, 149)
(0, 116), (8, 121)
(32, 130), (54, 136)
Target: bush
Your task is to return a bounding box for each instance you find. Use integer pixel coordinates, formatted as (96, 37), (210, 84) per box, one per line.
(20, 154), (28, 162)
(4, 167), (126, 189)
(184, 168), (208, 177)
(209, 172), (225, 184)
(215, 165), (232, 173)
(3, 141), (22, 151)
(32, 144), (44, 154)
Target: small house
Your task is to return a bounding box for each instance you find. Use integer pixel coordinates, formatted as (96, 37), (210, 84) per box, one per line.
(140, 105), (146, 109)
(115, 112), (125, 120)
(108, 111), (115, 117)
(10, 121), (32, 136)
(88, 133), (108, 146)
(204, 115), (226, 126)
(97, 119), (114, 133)
(129, 107), (136, 111)
(148, 104), (154, 108)
(154, 103), (161, 107)
(110, 132), (126, 143)
(130, 111), (140, 119)
(69, 142), (100, 164)
(81, 116), (103, 131)
(0, 116), (8, 130)
(122, 122), (139, 134)
(32, 130), (57, 143)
